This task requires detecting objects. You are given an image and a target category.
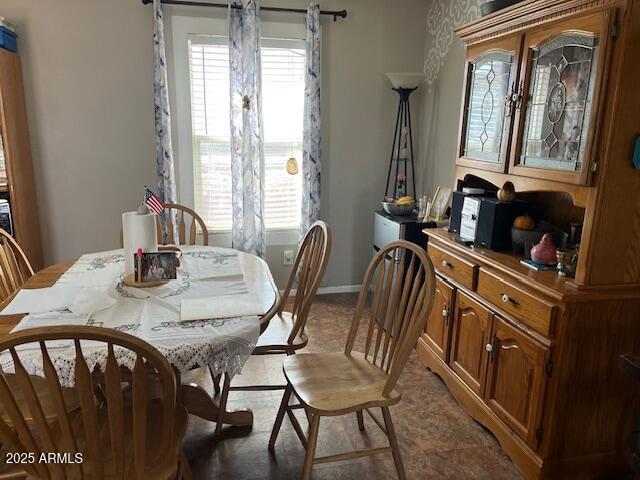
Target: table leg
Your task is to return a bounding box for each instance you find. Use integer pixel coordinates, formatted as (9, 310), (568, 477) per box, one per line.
(179, 382), (253, 427)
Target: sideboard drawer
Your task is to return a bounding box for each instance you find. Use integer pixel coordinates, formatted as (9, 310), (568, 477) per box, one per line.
(428, 242), (478, 290)
(477, 269), (556, 337)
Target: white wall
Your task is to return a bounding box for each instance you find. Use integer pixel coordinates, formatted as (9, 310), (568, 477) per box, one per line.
(2, 0), (426, 288)
(418, 0), (482, 198)
(2, 0), (157, 264)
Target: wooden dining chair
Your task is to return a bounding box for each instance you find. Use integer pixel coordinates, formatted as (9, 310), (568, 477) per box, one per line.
(268, 240), (435, 479)
(119, 203), (209, 247)
(0, 325), (190, 480)
(210, 221), (331, 434)
(0, 228), (34, 303)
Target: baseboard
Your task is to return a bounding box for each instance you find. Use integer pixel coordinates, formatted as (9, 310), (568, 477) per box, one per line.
(283, 285), (361, 296)
(317, 285), (361, 295)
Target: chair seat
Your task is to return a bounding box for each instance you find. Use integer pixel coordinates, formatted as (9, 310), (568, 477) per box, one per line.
(282, 351), (401, 415)
(0, 373), (79, 424)
(255, 312), (308, 353)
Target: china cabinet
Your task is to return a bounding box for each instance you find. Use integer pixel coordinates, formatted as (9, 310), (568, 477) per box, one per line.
(0, 48), (42, 269)
(422, 277), (454, 361)
(457, 8), (613, 186)
(418, 1), (640, 478)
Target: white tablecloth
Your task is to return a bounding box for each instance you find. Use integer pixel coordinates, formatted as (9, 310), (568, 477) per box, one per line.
(2, 246), (265, 386)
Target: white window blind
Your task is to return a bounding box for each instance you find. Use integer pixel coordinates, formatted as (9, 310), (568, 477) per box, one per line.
(188, 35), (304, 231)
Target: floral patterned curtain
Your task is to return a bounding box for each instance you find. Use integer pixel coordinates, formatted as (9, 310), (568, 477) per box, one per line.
(301, 3), (321, 238)
(152, 0), (177, 239)
(229, 0), (266, 258)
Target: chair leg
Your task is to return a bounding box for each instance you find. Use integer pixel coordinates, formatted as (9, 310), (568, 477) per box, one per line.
(209, 367), (221, 395)
(356, 410), (365, 431)
(381, 407), (406, 480)
(302, 414), (320, 480)
(214, 375), (231, 437)
(179, 450), (193, 480)
(269, 383), (293, 451)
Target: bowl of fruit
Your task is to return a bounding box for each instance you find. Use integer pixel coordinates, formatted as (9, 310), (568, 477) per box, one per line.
(382, 196), (415, 216)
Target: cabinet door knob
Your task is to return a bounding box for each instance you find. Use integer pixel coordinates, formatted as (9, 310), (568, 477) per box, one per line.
(441, 260), (451, 268)
(486, 343), (493, 352)
(441, 309), (448, 317)
(501, 293), (519, 305)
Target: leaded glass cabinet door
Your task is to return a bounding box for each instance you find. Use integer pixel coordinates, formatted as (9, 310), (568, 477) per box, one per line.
(458, 36), (522, 173)
(510, 13), (613, 185)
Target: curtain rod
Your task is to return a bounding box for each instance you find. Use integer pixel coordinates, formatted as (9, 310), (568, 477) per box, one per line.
(141, 0), (347, 21)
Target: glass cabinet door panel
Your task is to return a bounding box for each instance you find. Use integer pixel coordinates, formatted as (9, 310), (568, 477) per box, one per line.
(463, 52), (513, 163)
(520, 34), (599, 172)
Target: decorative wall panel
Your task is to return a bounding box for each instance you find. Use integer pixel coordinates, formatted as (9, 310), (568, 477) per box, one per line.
(424, 0), (482, 84)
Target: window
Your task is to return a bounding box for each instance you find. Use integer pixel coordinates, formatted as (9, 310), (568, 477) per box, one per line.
(187, 34), (304, 232)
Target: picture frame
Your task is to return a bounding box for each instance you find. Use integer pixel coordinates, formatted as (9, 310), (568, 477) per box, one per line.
(428, 186), (453, 221)
(134, 252), (178, 283)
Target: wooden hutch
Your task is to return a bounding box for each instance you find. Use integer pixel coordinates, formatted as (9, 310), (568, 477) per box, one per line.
(417, 0), (640, 478)
(0, 47), (43, 270)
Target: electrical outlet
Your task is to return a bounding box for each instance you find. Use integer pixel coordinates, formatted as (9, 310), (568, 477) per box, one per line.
(283, 250), (294, 266)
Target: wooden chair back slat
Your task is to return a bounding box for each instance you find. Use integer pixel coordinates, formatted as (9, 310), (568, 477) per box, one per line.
(0, 326), (180, 479)
(132, 354), (149, 479)
(158, 204), (208, 246)
(0, 246), (15, 293)
(178, 211), (186, 244)
(74, 339), (104, 480)
(120, 204), (209, 247)
(0, 368), (47, 478)
(363, 265), (384, 357)
(105, 343), (125, 479)
(345, 241), (435, 395)
(4, 242), (24, 287)
(0, 266), (9, 300)
(385, 252), (417, 370)
(9, 348), (65, 479)
(379, 250), (408, 370)
(0, 414), (38, 477)
(156, 219), (163, 245)
(290, 231), (314, 319)
(371, 252), (399, 366)
(278, 222), (331, 344)
(40, 342), (82, 478)
(166, 213), (175, 245)
(189, 218), (197, 245)
(0, 228), (34, 302)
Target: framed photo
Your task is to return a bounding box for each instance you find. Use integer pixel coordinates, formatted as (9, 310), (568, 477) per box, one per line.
(134, 252), (178, 282)
(429, 186), (453, 221)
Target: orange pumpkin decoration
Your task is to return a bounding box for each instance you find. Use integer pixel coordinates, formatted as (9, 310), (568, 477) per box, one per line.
(514, 214), (535, 231)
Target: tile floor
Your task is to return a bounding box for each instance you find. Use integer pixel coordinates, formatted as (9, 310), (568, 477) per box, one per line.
(181, 293), (522, 479)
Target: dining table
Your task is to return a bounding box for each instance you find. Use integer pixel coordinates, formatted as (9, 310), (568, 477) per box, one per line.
(0, 245), (279, 430)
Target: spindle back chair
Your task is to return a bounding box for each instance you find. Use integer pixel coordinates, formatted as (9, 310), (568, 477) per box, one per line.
(347, 240), (435, 396)
(119, 203), (208, 247)
(268, 240), (435, 479)
(157, 203), (209, 246)
(276, 220), (331, 346)
(212, 222), (331, 436)
(0, 325), (189, 480)
(0, 228), (34, 303)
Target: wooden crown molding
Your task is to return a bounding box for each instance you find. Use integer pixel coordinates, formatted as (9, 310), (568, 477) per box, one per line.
(455, 0), (624, 45)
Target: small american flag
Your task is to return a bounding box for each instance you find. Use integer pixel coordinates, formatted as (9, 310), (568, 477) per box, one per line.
(144, 186), (164, 214)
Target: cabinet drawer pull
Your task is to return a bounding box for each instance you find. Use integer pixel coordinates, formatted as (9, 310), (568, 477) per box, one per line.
(501, 293), (519, 305)
(485, 343), (494, 352)
(441, 309), (449, 317)
(441, 260), (452, 268)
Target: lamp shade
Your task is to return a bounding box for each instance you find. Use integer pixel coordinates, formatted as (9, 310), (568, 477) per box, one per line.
(385, 73), (425, 89)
